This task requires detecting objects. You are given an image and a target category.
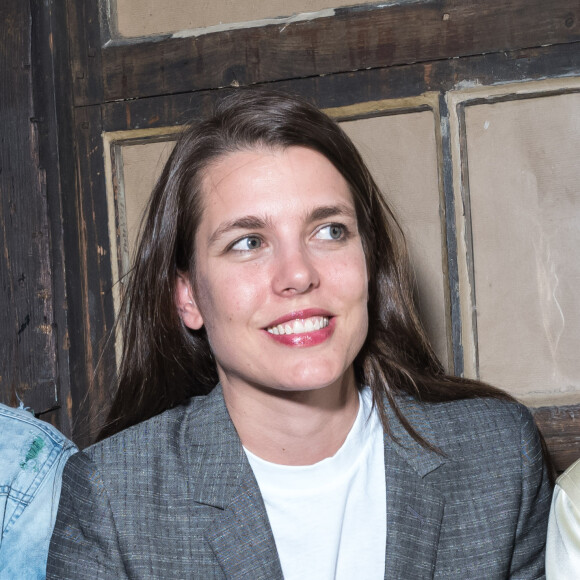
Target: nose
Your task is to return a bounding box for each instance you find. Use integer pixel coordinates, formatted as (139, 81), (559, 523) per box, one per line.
(271, 246), (320, 296)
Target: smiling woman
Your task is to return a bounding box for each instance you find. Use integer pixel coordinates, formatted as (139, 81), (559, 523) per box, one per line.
(47, 90), (552, 579)
(176, 146), (369, 464)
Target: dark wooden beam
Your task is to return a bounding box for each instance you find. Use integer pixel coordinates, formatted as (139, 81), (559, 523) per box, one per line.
(70, 0), (580, 106)
(27, 0), (79, 436)
(533, 405), (580, 473)
(0, 0), (60, 415)
(67, 0), (104, 107)
(65, 105), (118, 446)
(100, 42), (580, 133)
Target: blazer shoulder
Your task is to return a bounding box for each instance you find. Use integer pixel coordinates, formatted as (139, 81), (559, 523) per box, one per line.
(396, 396), (540, 464)
(423, 396), (534, 435)
(425, 395), (529, 417)
(84, 394), (210, 465)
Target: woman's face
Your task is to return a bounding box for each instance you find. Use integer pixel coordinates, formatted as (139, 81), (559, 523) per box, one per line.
(177, 146), (369, 397)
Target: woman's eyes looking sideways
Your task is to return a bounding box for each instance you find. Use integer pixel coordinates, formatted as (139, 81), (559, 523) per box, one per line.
(229, 224), (348, 253)
(316, 224), (346, 241)
(231, 235), (263, 252)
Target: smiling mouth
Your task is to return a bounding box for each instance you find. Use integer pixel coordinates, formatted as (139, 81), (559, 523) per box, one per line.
(266, 316), (330, 336)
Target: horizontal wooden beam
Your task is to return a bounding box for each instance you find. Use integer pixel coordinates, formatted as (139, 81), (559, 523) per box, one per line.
(533, 405), (580, 473)
(71, 0), (580, 106)
(100, 42), (580, 132)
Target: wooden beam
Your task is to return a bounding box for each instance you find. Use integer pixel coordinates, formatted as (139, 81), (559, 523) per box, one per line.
(70, 0), (580, 105)
(27, 0), (79, 436)
(65, 105), (118, 446)
(100, 43), (580, 133)
(533, 405), (580, 473)
(0, 0), (60, 414)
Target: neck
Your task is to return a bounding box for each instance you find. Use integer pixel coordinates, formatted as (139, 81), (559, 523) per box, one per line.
(222, 374), (360, 466)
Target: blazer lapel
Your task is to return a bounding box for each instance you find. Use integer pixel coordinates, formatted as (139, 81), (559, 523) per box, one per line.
(205, 472), (284, 580)
(383, 399), (447, 580)
(182, 386), (283, 580)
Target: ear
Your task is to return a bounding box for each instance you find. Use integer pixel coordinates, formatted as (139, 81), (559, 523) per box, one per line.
(175, 272), (204, 330)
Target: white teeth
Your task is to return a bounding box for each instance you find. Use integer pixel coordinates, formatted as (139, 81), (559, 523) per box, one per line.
(267, 316), (329, 336)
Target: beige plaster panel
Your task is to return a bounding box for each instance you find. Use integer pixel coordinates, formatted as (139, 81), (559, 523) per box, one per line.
(120, 140), (174, 257)
(341, 112), (449, 369)
(114, 0), (366, 38)
(465, 92), (580, 406)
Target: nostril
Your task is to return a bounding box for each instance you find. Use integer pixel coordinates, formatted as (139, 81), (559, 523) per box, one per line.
(272, 253), (320, 296)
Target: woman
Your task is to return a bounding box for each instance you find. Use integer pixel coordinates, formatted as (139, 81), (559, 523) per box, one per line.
(48, 90), (551, 579)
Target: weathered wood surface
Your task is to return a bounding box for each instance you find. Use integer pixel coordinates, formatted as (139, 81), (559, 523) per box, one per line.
(63, 106), (118, 446)
(533, 405), (580, 473)
(28, 0), (76, 435)
(67, 0), (104, 108)
(100, 42), (580, 131)
(69, 0), (580, 105)
(0, 1), (59, 415)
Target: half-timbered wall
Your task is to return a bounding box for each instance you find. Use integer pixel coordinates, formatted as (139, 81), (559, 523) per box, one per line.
(2, 0), (580, 469)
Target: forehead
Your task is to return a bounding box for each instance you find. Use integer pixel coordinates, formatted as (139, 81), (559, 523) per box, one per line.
(198, 146), (355, 222)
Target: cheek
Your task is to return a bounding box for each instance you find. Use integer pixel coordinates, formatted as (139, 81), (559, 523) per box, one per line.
(196, 265), (267, 328)
(330, 251), (368, 301)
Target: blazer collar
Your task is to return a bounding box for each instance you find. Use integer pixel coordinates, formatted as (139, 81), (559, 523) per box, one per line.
(181, 384), (250, 508)
(383, 397), (447, 579)
(385, 395), (448, 475)
(203, 471), (284, 579)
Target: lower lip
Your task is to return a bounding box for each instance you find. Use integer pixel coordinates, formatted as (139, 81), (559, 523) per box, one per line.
(265, 317), (335, 347)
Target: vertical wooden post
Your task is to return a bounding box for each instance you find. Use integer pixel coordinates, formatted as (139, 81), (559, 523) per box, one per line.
(0, 0), (74, 436)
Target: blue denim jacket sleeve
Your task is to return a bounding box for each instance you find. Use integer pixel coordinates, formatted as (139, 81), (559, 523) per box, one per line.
(0, 403), (77, 580)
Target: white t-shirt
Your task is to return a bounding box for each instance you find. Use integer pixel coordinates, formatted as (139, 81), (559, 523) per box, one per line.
(244, 388), (386, 579)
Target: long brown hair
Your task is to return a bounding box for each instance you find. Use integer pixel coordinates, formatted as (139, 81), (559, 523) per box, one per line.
(99, 89), (515, 448)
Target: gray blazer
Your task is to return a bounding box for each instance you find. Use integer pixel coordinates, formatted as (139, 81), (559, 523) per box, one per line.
(47, 386), (551, 579)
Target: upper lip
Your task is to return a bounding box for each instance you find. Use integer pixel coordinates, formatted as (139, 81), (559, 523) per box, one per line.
(265, 308), (333, 328)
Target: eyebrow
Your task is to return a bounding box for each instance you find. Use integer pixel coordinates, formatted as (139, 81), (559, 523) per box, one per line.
(208, 216), (270, 246)
(309, 203), (356, 222)
(208, 203), (356, 246)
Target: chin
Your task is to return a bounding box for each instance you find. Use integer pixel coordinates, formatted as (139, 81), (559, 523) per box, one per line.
(272, 370), (352, 393)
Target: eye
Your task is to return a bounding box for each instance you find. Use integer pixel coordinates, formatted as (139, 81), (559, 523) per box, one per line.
(230, 235), (263, 251)
(315, 224), (345, 241)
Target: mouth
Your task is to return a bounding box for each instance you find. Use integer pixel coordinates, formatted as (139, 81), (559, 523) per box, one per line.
(266, 316), (330, 336)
